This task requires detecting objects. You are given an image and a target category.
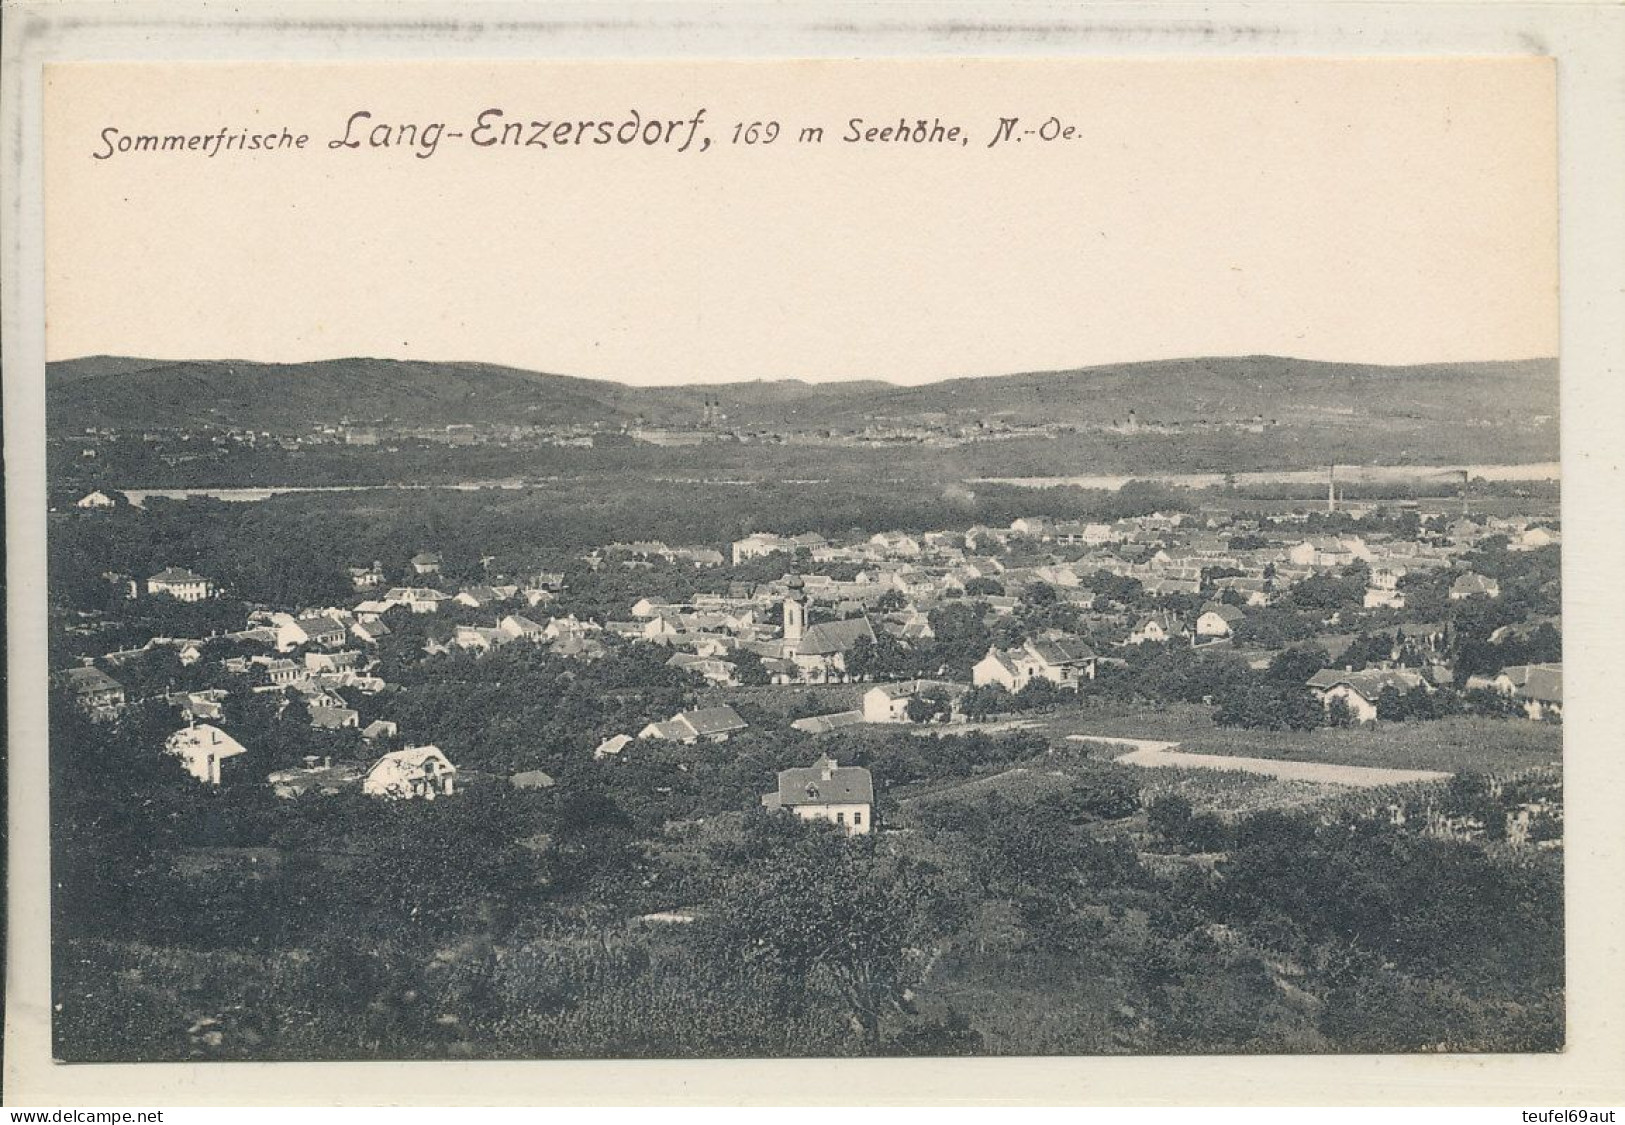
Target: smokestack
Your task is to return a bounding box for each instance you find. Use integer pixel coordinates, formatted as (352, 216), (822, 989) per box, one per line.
(1328, 465), (1337, 514)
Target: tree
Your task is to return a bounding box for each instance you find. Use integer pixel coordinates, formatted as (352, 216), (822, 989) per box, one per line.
(873, 589), (907, 614)
(905, 691), (951, 725)
(696, 827), (963, 1051)
(1025, 582), (1058, 608)
(731, 647), (771, 686)
(1375, 685), (1406, 723)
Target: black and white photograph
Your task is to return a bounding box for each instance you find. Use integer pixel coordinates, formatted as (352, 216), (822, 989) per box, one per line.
(8, 14), (1623, 1102)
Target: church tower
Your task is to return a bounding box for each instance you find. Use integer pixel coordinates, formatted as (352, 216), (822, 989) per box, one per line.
(783, 576), (807, 645)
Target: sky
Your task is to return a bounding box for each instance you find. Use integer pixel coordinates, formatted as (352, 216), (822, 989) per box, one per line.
(44, 57), (1558, 386)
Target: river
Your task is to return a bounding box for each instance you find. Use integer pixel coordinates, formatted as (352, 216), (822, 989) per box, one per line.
(120, 479), (533, 508)
(115, 461), (1559, 507)
(968, 462), (1560, 491)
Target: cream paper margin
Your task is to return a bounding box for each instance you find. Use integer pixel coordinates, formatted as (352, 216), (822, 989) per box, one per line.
(4, 0), (1623, 1108)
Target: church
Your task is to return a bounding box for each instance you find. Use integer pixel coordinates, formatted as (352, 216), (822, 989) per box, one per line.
(759, 576), (876, 683)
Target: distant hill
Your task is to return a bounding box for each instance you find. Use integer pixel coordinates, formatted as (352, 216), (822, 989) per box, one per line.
(46, 354), (1558, 437)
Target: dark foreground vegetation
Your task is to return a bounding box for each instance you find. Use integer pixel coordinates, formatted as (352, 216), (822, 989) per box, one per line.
(53, 686), (1563, 1060)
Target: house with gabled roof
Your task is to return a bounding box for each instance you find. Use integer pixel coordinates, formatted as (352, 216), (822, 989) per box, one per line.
(351, 618), (392, 645)
(1491, 663), (1563, 721)
(455, 585), (505, 609)
(595, 733), (634, 760)
(58, 664), (127, 719)
(762, 756), (874, 836)
(1306, 667), (1431, 723)
(638, 705), (749, 744)
(364, 746), (457, 800)
(1450, 573), (1502, 601)
(453, 625), (507, 652)
(498, 614), (546, 641)
(308, 704), (360, 731)
(1195, 602), (1245, 641)
(1128, 611), (1187, 646)
(861, 679), (968, 723)
(273, 612), (348, 652)
(973, 636), (1097, 693)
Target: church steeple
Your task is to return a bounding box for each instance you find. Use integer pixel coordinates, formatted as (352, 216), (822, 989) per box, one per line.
(783, 575), (807, 645)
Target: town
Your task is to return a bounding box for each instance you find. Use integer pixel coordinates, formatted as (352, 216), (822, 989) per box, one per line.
(49, 464), (1564, 1061)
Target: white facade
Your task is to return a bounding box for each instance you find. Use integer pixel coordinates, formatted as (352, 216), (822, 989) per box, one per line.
(363, 746), (458, 800)
(166, 723), (249, 786)
(788, 801), (872, 835)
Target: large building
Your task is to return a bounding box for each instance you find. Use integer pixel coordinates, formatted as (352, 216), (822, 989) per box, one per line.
(147, 566), (214, 602)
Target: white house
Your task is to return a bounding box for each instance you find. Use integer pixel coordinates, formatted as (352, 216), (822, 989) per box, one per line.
(861, 680), (967, 723)
(730, 533), (797, 566)
(147, 566), (213, 602)
(1306, 668), (1431, 723)
(272, 612), (349, 652)
(76, 490), (116, 510)
(973, 637), (1098, 692)
(1510, 526), (1559, 552)
(166, 722), (249, 786)
(498, 614), (547, 641)
(1194, 603), (1245, 641)
(638, 705), (749, 744)
(1128, 612), (1184, 646)
(1490, 663), (1563, 721)
(363, 745), (458, 800)
(762, 756), (874, 836)
(381, 587), (448, 614)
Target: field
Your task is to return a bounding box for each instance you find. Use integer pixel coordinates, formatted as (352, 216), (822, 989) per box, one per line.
(1026, 703), (1561, 776)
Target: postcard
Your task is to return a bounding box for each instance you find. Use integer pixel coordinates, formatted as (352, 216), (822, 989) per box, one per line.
(6, 2), (1625, 1108)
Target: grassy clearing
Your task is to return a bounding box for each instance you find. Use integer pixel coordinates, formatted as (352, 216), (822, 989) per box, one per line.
(1029, 703), (1561, 776)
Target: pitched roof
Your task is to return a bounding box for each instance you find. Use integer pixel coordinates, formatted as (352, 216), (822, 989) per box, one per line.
(371, 745), (454, 772)
(295, 614), (345, 634)
(308, 706), (359, 729)
(1499, 663), (1563, 704)
(796, 616), (877, 657)
(62, 665), (123, 693)
(790, 710), (867, 734)
(773, 757), (874, 806)
(1306, 668), (1428, 701)
(149, 566), (207, 585)
(1026, 637), (1097, 666)
(674, 705), (748, 736)
(596, 733), (634, 756)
